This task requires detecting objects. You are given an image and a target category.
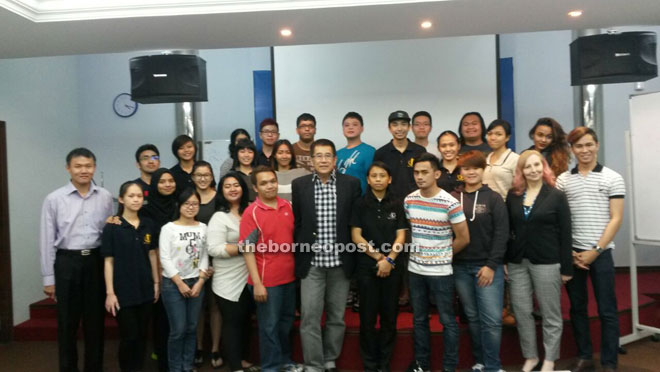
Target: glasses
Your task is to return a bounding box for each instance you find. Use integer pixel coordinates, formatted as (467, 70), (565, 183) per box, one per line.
(183, 201), (200, 208)
(193, 173), (212, 179)
(261, 130), (279, 135)
(139, 155), (160, 161)
(313, 153), (334, 160)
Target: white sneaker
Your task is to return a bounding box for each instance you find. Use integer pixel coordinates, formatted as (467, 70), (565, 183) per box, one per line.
(471, 364), (485, 372)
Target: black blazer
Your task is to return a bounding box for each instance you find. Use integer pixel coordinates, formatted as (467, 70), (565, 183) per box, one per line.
(291, 172), (362, 279)
(506, 184), (573, 276)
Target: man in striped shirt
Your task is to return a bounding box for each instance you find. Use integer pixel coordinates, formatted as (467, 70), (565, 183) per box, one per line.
(403, 153), (470, 372)
(556, 127), (625, 372)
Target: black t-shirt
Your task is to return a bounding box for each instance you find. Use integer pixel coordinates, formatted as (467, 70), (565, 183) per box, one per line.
(170, 163), (194, 195)
(437, 165), (464, 193)
(350, 191), (409, 270)
(197, 197), (217, 225)
(101, 217), (155, 307)
(256, 150), (272, 167)
(133, 177), (150, 198)
(373, 140), (426, 200)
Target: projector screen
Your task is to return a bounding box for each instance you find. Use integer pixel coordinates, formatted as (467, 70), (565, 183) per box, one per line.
(273, 35), (498, 149)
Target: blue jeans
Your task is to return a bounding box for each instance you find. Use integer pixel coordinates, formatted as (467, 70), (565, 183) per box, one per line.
(161, 277), (205, 372)
(565, 249), (619, 368)
(250, 281), (296, 372)
(454, 264), (504, 372)
(409, 272), (459, 371)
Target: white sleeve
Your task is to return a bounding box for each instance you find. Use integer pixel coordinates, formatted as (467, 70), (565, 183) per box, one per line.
(198, 224), (209, 271)
(158, 224), (179, 278)
(207, 213), (231, 259)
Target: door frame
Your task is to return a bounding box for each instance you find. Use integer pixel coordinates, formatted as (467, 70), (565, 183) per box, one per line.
(0, 121), (13, 342)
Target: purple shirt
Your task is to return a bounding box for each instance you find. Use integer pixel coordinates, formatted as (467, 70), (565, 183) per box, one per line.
(40, 182), (114, 286)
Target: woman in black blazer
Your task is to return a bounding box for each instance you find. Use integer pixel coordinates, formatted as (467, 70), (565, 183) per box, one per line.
(506, 150), (573, 372)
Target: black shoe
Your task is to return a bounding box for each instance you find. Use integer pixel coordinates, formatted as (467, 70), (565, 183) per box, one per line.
(325, 368), (338, 372)
(194, 349), (203, 367)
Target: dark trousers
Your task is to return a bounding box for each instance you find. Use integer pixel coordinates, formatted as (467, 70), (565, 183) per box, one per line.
(357, 266), (401, 372)
(565, 249), (619, 368)
(116, 302), (152, 372)
(215, 286), (253, 371)
(152, 298), (170, 372)
(54, 250), (105, 372)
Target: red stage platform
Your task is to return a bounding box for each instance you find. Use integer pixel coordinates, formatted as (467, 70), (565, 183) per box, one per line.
(14, 271), (660, 370)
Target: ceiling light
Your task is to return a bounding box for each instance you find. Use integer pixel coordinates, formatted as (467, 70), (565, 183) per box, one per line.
(568, 10), (583, 17)
(280, 28), (292, 37)
(421, 21), (433, 29)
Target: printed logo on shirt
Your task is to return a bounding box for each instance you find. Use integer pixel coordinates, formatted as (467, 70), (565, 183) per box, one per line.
(457, 174), (464, 181)
(338, 150), (360, 173)
(387, 212), (397, 220)
(407, 158), (415, 167)
(144, 233), (151, 245)
(474, 204), (487, 214)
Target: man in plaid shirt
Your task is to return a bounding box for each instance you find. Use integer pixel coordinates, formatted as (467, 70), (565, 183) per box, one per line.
(292, 139), (362, 372)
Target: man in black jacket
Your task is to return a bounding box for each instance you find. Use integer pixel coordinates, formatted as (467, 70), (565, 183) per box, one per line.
(292, 139), (362, 372)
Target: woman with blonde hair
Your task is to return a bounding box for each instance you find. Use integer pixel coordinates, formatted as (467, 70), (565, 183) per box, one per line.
(506, 150), (573, 371)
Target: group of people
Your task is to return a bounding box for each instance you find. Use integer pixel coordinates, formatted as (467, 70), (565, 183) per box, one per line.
(40, 109), (624, 372)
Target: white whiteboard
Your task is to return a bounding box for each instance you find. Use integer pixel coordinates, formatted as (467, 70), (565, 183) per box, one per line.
(629, 92), (660, 243)
(202, 139), (231, 184)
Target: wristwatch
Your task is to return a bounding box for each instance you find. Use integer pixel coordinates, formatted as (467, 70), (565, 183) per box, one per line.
(594, 245), (605, 254)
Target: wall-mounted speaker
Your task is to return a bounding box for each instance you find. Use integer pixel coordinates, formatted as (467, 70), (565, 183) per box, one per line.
(130, 54), (207, 103)
(570, 32), (657, 86)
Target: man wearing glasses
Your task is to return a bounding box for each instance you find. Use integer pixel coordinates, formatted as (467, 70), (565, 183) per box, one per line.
(134, 144), (161, 196)
(292, 139), (361, 372)
(411, 111), (442, 159)
(257, 118), (280, 166)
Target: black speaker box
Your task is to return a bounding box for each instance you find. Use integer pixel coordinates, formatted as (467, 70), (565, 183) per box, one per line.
(130, 54), (207, 103)
(570, 32), (657, 86)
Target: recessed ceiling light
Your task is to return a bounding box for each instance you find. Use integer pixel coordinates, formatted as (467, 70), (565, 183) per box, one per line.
(568, 10), (583, 17)
(280, 28), (292, 37)
(421, 20), (433, 29)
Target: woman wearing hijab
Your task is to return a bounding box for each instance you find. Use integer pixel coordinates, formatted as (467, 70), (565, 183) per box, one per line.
(139, 168), (178, 372)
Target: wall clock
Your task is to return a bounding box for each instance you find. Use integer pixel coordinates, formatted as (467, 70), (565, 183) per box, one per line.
(112, 93), (138, 118)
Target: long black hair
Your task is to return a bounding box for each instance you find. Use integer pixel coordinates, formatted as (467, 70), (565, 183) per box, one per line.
(172, 187), (202, 221)
(216, 171), (251, 215)
(192, 160), (217, 189)
(457, 112), (487, 145)
(270, 139), (297, 171)
(116, 181), (144, 216)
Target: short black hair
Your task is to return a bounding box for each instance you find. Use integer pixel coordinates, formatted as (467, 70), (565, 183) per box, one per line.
(310, 139), (336, 157)
(296, 113), (316, 127)
(135, 144), (160, 162)
(487, 119), (512, 136)
(171, 135), (196, 160)
(250, 165), (277, 186)
(414, 152), (441, 171)
(66, 148), (96, 165)
(342, 112), (364, 126)
(232, 139), (257, 169)
(458, 112), (487, 144)
(229, 129), (251, 158)
(412, 111), (432, 125)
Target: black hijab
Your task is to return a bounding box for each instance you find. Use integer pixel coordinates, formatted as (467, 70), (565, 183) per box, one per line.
(140, 168), (177, 229)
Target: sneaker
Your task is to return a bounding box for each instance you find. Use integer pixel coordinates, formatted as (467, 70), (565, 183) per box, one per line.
(194, 349), (203, 367)
(471, 364), (485, 372)
(281, 363), (304, 372)
(406, 361), (430, 372)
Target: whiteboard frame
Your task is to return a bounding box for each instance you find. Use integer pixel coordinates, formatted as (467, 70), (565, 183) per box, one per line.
(620, 129), (660, 346)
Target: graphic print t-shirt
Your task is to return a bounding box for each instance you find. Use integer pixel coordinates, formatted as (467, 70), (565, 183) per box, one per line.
(159, 222), (209, 279)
